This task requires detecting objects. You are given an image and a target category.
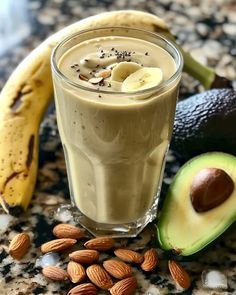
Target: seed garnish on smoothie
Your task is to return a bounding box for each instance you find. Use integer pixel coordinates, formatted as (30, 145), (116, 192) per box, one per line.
(58, 35), (176, 97)
(69, 48), (159, 92)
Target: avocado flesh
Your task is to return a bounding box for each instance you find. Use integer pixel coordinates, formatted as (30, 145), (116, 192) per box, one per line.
(158, 152), (236, 256)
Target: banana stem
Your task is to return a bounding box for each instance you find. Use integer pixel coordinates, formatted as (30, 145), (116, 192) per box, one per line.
(181, 49), (215, 89)
(164, 32), (215, 89)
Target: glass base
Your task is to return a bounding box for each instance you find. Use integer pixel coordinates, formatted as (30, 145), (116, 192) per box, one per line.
(72, 195), (159, 238)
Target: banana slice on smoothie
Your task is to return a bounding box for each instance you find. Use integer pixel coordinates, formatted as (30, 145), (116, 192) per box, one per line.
(122, 67), (163, 92)
(111, 61), (141, 82)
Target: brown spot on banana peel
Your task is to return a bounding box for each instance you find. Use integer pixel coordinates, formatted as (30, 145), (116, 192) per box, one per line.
(3, 172), (22, 190)
(10, 80), (44, 115)
(0, 171), (25, 215)
(10, 84), (25, 112)
(10, 84), (33, 113)
(0, 134), (35, 195)
(26, 135), (34, 168)
(34, 80), (43, 88)
(8, 61), (45, 114)
(30, 60), (44, 76)
(152, 24), (170, 35)
(0, 164), (37, 213)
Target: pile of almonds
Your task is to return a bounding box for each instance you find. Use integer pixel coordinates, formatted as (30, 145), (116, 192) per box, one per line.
(8, 224), (191, 294)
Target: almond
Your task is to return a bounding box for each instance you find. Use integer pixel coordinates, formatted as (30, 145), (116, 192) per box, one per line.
(168, 260), (191, 289)
(53, 224), (85, 240)
(9, 233), (30, 260)
(86, 264), (113, 290)
(79, 74), (89, 81)
(84, 236), (115, 251)
(41, 238), (76, 253)
(42, 266), (68, 281)
(103, 259), (132, 279)
(88, 77), (104, 84)
(69, 249), (100, 264)
(114, 249), (143, 264)
(141, 248), (158, 272)
(97, 69), (111, 79)
(67, 261), (86, 283)
(67, 283), (97, 295)
(109, 276), (137, 295)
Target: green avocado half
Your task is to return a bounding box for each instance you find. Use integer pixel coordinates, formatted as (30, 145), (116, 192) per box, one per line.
(157, 152), (236, 256)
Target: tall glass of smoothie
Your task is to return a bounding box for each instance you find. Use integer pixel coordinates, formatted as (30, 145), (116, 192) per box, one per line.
(51, 27), (183, 237)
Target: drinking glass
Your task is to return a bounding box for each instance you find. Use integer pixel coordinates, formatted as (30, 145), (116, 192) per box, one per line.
(51, 27), (183, 237)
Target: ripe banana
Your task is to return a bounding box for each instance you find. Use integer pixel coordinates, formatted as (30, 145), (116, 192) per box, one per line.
(111, 62), (142, 82)
(122, 67), (163, 92)
(0, 10), (221, 214)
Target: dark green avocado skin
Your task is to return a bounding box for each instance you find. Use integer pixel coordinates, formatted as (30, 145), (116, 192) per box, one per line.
(171, 89), (236, 160)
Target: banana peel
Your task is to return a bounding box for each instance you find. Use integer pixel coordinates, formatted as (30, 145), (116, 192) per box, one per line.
(0, 10), (230, 214)
(0, 45), (53, 214)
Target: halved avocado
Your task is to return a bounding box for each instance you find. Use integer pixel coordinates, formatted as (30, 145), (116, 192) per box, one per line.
(157, 152), (236, 256)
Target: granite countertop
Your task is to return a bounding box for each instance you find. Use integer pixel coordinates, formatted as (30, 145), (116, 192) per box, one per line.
(0, 0), (236, 294)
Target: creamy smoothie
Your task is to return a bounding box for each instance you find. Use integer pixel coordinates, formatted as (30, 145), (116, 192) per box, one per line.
(52, 28), (182, 230)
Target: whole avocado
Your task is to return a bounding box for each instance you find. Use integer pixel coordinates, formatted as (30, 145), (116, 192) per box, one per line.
(171, 88), (236, 160)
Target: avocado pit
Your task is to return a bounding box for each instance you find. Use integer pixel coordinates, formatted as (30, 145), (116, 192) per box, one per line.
(190, 168), (234, 212)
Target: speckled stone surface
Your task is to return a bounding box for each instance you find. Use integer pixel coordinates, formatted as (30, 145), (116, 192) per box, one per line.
(0, 0), (236, 294)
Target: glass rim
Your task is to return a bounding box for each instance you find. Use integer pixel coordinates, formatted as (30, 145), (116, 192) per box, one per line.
(51, 26), (183, 95)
